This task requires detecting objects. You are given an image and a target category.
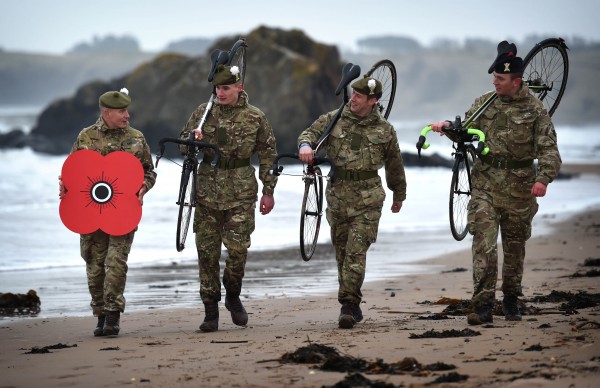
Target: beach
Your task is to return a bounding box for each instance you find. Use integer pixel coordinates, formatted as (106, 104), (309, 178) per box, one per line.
(1, 183), (598, 387)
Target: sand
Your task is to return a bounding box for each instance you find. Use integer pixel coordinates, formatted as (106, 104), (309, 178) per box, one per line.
(1, 171), (599, 387)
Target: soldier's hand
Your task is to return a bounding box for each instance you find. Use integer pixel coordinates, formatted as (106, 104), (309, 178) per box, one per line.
(193, 128), (203, 140)
(429, 121), (450, 135)
(299, 144), (314, 164)
(391, 200), (402, 213)
(58, 175), (67, 199)
(260, 194), (275, 215)
(137, 185), (147, 205)
(531, 182), (547, 197)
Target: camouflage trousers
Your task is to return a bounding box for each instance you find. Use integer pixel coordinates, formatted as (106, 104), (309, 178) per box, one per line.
(80, 230), (134, 316)
(194, 202), (255, 304)
(327, 205), (382, 305)
(467, 195), (538, 309)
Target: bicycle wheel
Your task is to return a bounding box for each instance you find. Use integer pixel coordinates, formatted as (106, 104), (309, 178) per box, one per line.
(176, 160), (196, 252)
(366, 59), (397, 119)
(299, 166), (324, 261)
(449, 146), (475, 241)
(523, 38), (569, 117)
(227, 39), (247, 84)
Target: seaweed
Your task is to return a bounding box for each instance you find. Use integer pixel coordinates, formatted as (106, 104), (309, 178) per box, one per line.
(279, 342), (456, 379)
(527, 290), (600, 314)
(23, 343), (77, 354)
(409, 328), (481, 339)
(322, 373), (396, 388)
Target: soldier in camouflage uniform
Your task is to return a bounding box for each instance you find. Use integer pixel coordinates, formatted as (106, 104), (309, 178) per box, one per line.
(429, 41), (561, 325)
(298, 75), (406, 329)
(180, 64), (278, 332)
(58, 88), (156, 336)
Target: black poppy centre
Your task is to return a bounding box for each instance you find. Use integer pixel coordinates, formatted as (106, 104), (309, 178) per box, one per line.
(82, 172), (122, 213)
(91, 181), (113, 204)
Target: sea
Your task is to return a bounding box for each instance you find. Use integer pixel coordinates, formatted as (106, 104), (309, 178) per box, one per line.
(1, 106), (599, 319)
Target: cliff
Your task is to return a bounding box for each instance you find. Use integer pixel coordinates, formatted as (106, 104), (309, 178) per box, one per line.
(22, 26), (345, 156)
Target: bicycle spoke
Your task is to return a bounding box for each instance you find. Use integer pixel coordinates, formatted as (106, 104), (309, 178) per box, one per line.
(300, 167), (323, 261)
(366, 59), (397, 119)
(228, 39), (247, 84)
(523, 38), (569, 116)
(449, 147), (474, 241)
(176, 165), (195, 251)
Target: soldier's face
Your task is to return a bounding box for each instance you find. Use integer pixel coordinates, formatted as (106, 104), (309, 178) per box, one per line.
(350, 90), (377, 117)
(493, 72), (521, 97)
(102, 108), (129, 129)
(216, 83), (243, 106)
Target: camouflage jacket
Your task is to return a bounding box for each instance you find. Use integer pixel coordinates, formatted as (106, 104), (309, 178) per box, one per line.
(298, 103), (406, 203)
(71, 116), (157, 193)
(180, 91), (278, 210)
(467, 85), (562, 202)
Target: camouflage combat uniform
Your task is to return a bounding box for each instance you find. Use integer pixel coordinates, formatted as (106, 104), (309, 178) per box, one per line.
(298, 103), (406, 305)
(466, 85), (561, 310)
(180, 91), (278, 304)
(71, 116), (156, 316)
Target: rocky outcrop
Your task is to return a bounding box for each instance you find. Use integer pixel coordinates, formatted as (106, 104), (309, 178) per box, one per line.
(20, 26), (346, 156)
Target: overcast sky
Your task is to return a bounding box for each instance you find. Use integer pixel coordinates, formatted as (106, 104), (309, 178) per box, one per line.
(1, 0), (599, 54)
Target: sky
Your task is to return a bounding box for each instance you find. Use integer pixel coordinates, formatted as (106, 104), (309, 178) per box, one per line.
(1, 0), (599, 54)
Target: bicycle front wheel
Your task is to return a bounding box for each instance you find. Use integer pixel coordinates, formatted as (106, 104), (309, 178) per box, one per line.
(176, 161), (196, 252)
(227, 39), (247, 84)
(523, 38), (569, 117)
(449, 146), (475, 241)
(366, 59), (397, 119)
(300, 166), (324, 261)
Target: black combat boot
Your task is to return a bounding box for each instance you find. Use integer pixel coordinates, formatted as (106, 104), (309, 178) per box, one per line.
(93, 315), (106, 337)
(103, 311), (121, 336)
(338, 303), (356, 329)
(351, 303), (363, 322)
(225, 296), (248, 326)
(467, 305), (493, 325)
(199, 303), (219, 332)
(502, 295), (522, 321)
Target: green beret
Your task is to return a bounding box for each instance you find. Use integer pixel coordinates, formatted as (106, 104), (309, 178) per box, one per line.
(351, 75), (382, 97)
(99, 88), (131, 108)
(212, 65), (241, 86)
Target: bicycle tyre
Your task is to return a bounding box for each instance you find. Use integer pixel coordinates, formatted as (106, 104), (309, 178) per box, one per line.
(449, 146), (475, 241)
(366, 59), (397, 119)
(523, 38), (569, 117)
(176, 161), (196, 252)
(299, 166), (323, 261)
(227, 39), (247, 84)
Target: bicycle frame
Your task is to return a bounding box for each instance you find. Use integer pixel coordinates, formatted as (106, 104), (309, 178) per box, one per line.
(314, 63), (361, 153)
(270, 153), (332, 261)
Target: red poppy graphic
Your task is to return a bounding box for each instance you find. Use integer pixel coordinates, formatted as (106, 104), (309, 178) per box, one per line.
(59, 150), (144, 236)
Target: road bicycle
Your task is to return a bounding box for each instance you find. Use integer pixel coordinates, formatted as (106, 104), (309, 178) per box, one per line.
(416, 37), (569, 241)
(155, 38), (247, 252)
(271, 59), (398, 261)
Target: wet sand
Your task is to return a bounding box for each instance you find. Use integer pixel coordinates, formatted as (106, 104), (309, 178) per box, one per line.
(1, 202), (599, 387)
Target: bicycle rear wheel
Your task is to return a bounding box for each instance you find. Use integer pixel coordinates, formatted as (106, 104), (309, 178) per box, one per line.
(523, 38), (569, 116)
(176, 161), (196, 252)
(300, 166), (323, 261)
(366, 59), (397, 119)
(449, 146), (475, 241)
(227, 39), (247, 84)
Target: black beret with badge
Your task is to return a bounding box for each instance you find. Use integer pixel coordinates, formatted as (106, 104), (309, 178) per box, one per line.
(488, 40), (524, 74)
(212, 64), (241, 86)
(99, 88), (131, 108)
(351, 75), (382, 97)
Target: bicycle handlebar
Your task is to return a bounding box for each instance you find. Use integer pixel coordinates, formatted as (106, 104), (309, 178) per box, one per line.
(269, 153), (332, 176)
(155, 137), (221, 167)
(416, 122), (489, 157)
